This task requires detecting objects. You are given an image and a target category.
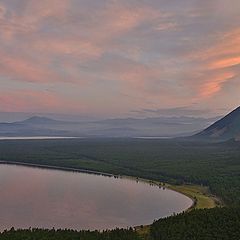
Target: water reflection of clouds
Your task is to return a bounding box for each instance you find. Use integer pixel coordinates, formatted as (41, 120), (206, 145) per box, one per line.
(0, 164), (192, 230)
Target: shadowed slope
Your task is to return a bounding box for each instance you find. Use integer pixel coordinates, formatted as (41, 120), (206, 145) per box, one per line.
(194, 107), (240, 141)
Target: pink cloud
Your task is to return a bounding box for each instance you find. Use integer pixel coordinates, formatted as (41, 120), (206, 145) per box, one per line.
(181, 28), (240, 100)
(0, 90), (86, 113)
(0, 90), (60, 112)
(0, 0), (174, 87)
(198, 29), (240, 61)
(199, 71), (235, 98)
(0, 0), (239, 115)
(0, 50), (59, 83)
(31, 38), (103, 60)
(208, 56), (240, 70)
(0, 0), (70, 40)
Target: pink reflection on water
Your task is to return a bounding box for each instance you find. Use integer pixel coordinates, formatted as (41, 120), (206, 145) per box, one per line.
(0, 164), (192, 230)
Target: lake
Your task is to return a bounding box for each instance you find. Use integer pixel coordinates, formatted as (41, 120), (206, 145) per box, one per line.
(0, 164), (192, 231)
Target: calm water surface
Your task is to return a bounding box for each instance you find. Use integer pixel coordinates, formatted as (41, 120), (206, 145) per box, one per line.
(0, 164), (192, 230)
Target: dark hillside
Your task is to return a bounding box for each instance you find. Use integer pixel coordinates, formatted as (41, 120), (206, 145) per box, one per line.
(194, 107), (240, 141)
(150, 207), (240, 240)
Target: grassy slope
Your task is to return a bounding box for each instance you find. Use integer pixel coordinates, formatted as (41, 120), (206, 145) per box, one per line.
(128, 176), (219, 210)
(168, 184), (219, 209)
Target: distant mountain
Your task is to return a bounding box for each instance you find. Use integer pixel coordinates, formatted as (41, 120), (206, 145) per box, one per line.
(0, 112), (97, 122)
(193, 107), (240, 141)
(17, 116), (65, 125)
(0, 115), (220, 138)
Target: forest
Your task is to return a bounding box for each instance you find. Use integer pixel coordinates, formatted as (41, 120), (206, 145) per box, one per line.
(0, 138), (239, 239)
(0, 138), (239, 205)
(150, 207), (240, 240)
(0, 208), (239, 240)
(0, 228), (142, 240)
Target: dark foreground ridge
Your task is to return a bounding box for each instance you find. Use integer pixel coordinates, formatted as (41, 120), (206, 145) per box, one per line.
(151, 207), (240, 240)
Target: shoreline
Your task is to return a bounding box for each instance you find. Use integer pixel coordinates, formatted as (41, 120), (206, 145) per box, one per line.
(0, 161), (196, 207)
(0, 160), (218, 209)
(0, 161), (211, 206)
(0, 160), (218, 229)
(0, 160), (114, 177)
(0, 160), (195, 205)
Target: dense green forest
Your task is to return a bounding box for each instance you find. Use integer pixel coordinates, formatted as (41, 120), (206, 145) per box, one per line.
(0, 138), (240, 239)
(0, 138), (239, 205)
(150, 207), (240, 240)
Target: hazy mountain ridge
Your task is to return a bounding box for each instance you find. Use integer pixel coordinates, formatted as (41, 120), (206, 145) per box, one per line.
(0, 115), (220, 138)
(18, 116), (65, 125)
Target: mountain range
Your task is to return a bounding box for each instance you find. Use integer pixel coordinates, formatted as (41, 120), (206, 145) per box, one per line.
(0, 107), (239, 140)
(0, 115), (219, 138)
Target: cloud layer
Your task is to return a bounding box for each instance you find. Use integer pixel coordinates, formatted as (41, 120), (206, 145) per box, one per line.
(0, 0), (239, 117)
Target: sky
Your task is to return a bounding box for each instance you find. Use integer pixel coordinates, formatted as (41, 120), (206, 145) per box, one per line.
(0, 0), (239, 118)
